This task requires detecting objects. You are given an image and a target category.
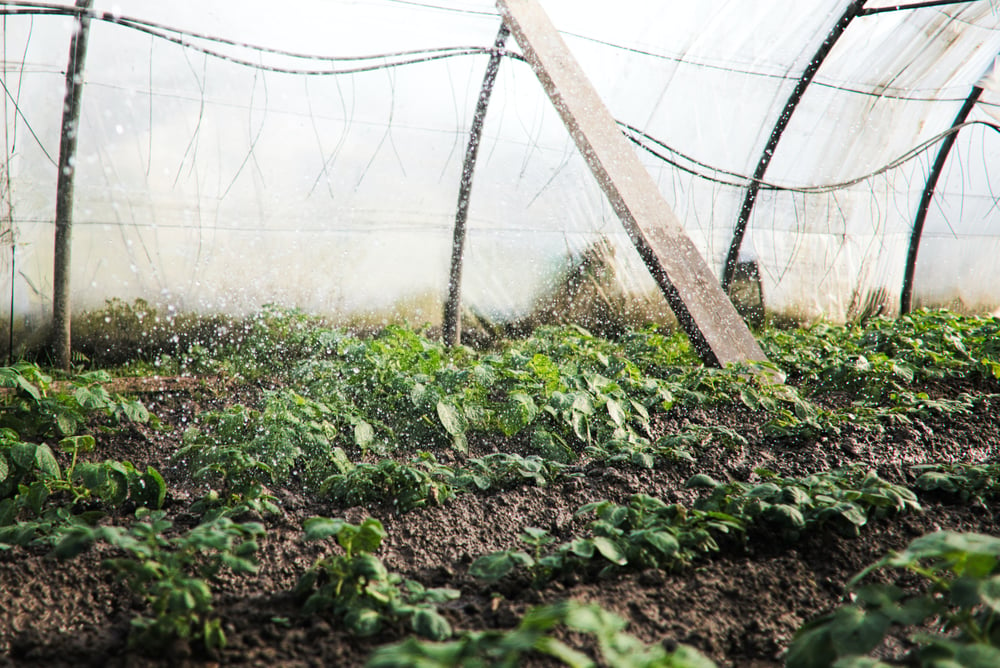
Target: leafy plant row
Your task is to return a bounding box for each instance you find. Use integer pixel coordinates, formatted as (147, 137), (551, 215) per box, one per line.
(0, 363), (162, 549)
(787, 530), (1000, 668)
(471, 466), (920, 585)
(170, 310), (1000, 513)
(368, 599), (717, 668)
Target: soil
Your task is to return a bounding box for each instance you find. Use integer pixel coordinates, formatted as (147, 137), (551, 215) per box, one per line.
(2, 373), (1000, 668)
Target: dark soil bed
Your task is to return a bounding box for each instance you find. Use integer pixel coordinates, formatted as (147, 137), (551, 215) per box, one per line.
(2, 376), (1000, 667)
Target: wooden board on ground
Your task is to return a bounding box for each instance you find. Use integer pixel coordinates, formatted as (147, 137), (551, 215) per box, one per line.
(496, 0), (769, 369)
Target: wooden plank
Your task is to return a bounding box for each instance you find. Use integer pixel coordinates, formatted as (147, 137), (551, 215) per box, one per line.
(52, 0), (94, 370)
(496, 0), (769, 369)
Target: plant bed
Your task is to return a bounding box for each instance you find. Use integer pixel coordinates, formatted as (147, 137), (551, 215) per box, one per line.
(1, 308), (999, 667)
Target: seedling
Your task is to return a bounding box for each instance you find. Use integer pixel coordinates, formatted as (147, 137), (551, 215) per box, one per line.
(57, 509), (265, 654)
(295, 516), (458, 640)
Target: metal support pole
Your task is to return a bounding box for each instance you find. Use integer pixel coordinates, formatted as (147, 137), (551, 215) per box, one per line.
(443, 24), (509, 347)
(51, 0), (93, 369)
(721, 0), (866, 291)
(900, 86), (982, 314)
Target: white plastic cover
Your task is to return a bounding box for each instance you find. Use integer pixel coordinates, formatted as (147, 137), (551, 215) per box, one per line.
(1, 0), (998, 333)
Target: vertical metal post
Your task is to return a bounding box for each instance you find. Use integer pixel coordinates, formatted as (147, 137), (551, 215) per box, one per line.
(51, 0), (93, 369)
(900, 86), (982, 314)
(721, 0), (866, 291)
(443, 24), (509, 347)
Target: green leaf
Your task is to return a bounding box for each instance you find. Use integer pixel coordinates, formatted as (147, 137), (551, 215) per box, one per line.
(0, 498), (17, 526)
(591, 536), (627, 566)
(15, 374), (41, 401)
(950, 576), (982, 609)
(138, 467), (167, 508)
(979, 575), (1000, 612)
(641, 530), (680, 556)
(352, 554), (388, 580)
(685, 474), (719, 489)
(411, 608), (452, 641)
(59, 435), (96, 453)
(10, 442), (35, 471)
(52, 526), (97, 559)
(748, 482), (782, 501)
(34, 444), (61, 479)
(345, 607), (382, 636)
(828, 606), (889, 656)
(354, 421), (374, 450)
(786, 622), (835, 668)
(533, 636), (595, 668)
(949, 643), (1000, 668)
(605, 398), (626, 427)
(568, 538), (595, 559)
(303, 516), (346, 542)
(25, 481), (49, 515)
(470, 551), (532, 581)
(767, 504), (806, 529)
(0, 455), (8, 483)
(499, 392), (538, 436)
(204, 618), (226, 651)
(832, 658), (894, 668)
(669, 645), (720, 668)
(355, 517), (386, 554)
(563, 604), (620, 634)
(436, 401), (466, 437)
(121, 400), (150, 423)
(55, 412), (77, 437)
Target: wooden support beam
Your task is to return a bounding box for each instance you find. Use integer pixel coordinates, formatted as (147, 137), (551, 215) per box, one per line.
(496, 0), (769, 368)
(52, 0), (94, 369)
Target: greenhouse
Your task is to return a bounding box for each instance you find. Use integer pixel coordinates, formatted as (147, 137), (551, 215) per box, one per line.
(1, 1), (999, 666)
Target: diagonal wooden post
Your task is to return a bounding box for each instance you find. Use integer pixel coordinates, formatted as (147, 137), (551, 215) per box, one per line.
(497, 0), (768, 369)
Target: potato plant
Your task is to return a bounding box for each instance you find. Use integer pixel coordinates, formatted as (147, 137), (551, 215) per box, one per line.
(368, 600), (718, 668)
(56, 508), (265, 653)
(787, 531), (1000, 668)
(295, 517), (458, 640)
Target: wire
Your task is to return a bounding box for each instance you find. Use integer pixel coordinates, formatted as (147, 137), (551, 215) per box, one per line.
(373, 0), (498, 18)
(0, 1), (996, 197)
(0, 2), (524, 74)
(620, 120), (1000, 193)
(0, 1), (983, 102)
(0, 74), (56, 166)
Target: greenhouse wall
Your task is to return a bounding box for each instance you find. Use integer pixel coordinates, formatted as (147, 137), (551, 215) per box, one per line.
(1, 0), (998, 352)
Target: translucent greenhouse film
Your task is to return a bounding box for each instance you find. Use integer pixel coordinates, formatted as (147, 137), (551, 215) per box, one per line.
(1, 0), (999, 350)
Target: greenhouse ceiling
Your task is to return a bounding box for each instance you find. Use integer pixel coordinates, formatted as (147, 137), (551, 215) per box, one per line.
(0, 0), (998, 341)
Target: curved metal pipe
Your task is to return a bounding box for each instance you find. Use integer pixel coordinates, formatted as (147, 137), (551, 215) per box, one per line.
(899, 85), (983, 314)
(721, 0), (866, 291)
(443, 23), (509, 347)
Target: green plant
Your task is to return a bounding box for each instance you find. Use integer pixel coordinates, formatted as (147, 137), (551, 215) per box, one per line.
(787, 531), (1000, 668)
(56, 508), (264, 653)
(0, 364), (149, 439)
(912, 462), (1000, 504)
(471, 494), (742, 584)
(0, 430), (165, 547)
(687, 467), (920, 539)
(295, 516), (458, 640)
(368, 599), (717, 668)
(188, 481), (280, 521)
(453, 453), (569, 492)
(759, 310), (1000, 433)
(321, 453), (455, 512)
(469, 527), (556, 583)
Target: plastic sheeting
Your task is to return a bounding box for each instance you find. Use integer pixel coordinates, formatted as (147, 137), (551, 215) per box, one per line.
(0, 0), (998, 336)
